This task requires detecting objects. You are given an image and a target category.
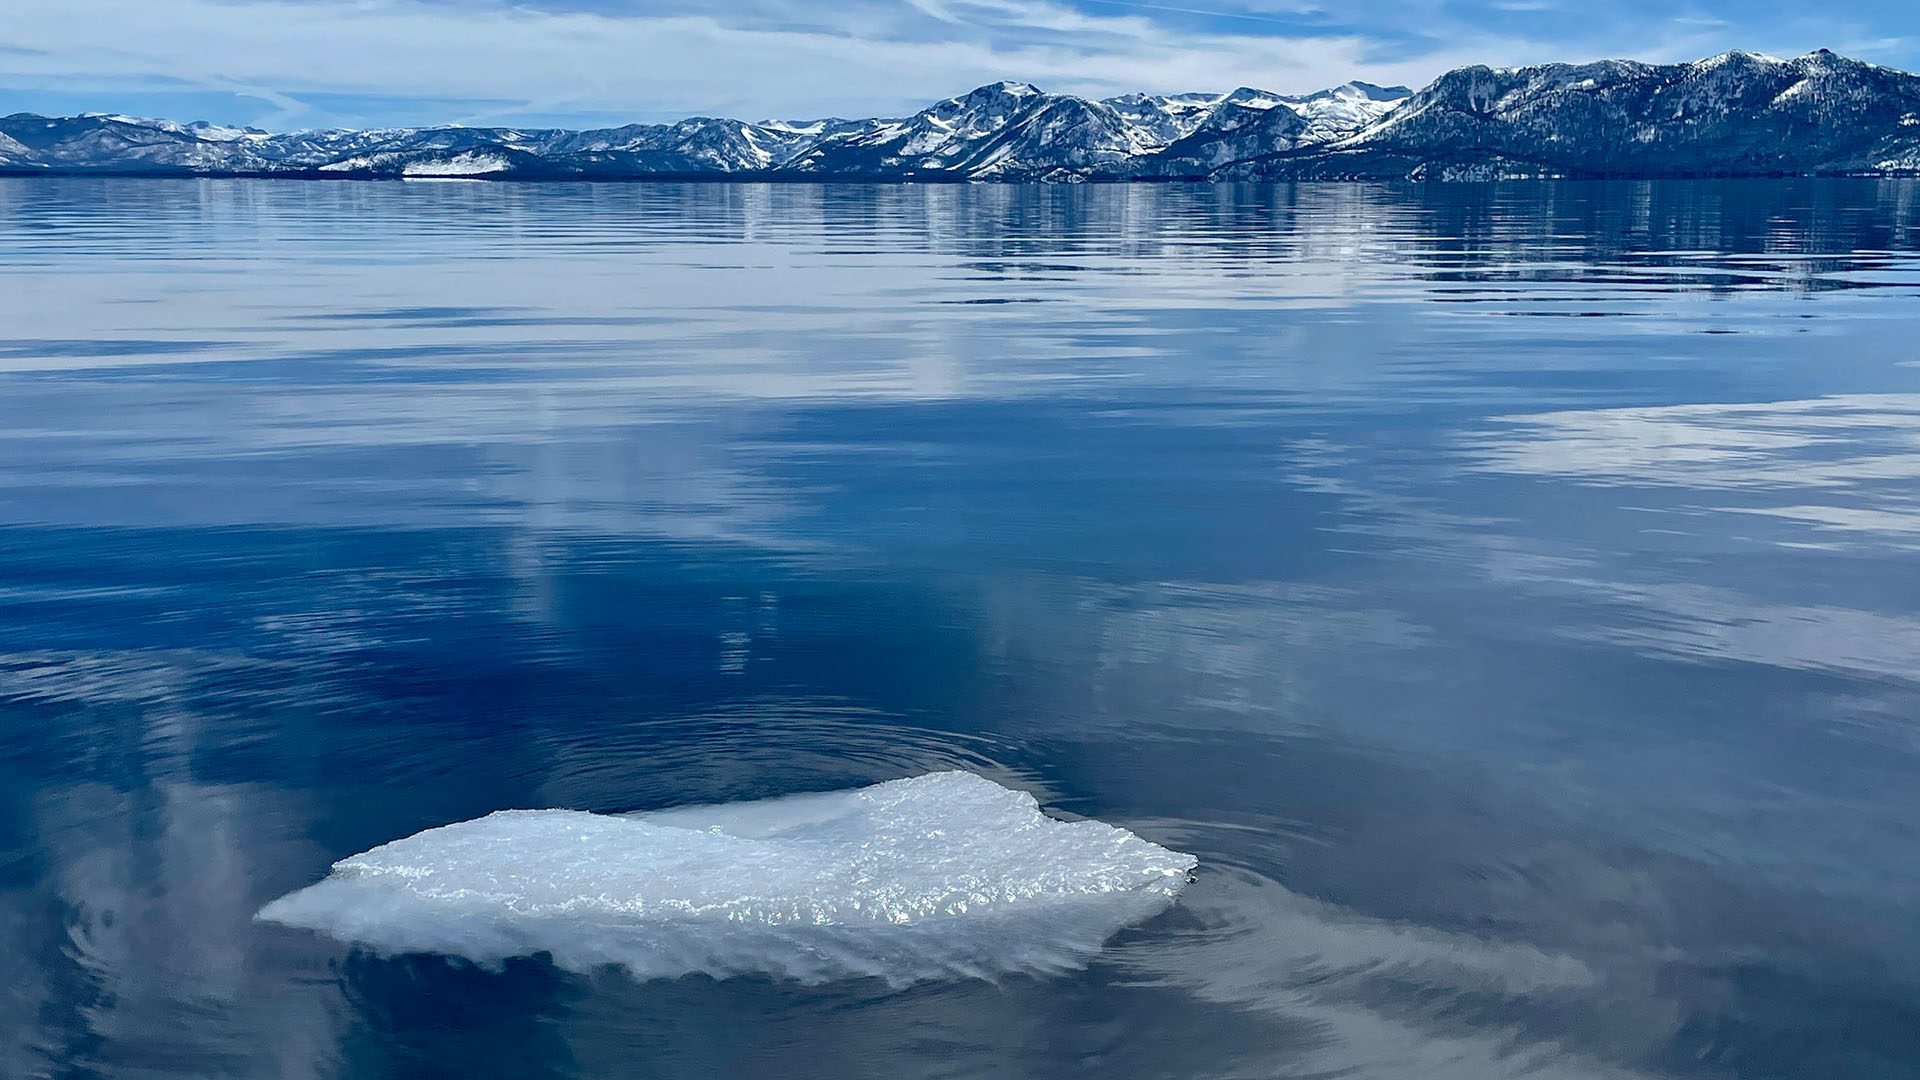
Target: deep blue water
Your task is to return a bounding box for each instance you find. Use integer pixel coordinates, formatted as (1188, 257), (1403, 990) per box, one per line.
(3, 177), (1920, 1079)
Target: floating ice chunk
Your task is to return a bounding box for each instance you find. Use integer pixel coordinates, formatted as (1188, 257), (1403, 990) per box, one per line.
(257, 771), (1195, 984)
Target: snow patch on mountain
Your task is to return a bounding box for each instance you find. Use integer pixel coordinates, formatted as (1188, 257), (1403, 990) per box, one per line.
(4, 53), (1916, 182)
(401, 152), (512, 177)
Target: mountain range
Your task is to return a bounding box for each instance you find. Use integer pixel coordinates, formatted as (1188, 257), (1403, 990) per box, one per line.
(4, 50), (1919, 182)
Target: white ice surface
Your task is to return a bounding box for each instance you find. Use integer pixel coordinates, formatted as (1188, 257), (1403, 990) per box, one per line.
(257, 771), (1195, 984)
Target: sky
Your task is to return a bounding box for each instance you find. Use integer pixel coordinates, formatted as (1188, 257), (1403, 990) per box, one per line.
(3, 0), (1916, 130)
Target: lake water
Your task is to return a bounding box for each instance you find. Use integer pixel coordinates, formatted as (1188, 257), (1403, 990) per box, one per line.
(3, 178), (1920, 1079)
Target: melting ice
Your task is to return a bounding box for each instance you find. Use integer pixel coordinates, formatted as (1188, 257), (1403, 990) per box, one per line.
(257, 771), (1196, 984)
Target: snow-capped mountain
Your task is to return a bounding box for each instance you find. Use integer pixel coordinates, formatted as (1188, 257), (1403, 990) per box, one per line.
(1227, 50), (1920, 180)
(4, 51), (1918, 182)
(0, 113), (280, 171)
(1130, 81), (1413, 176)
(775, 81), (1143, 179)
(1098, 92), (1223, 150)
(1290, 82), (1417, 143)
(774, 80), (1409, 180)
(0, 77), (1407, 181)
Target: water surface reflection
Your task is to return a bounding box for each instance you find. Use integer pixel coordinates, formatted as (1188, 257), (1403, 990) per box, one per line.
(3, 178), (1920, 1079)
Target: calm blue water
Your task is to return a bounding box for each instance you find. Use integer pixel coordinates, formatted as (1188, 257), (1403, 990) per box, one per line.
(3, 178), (1920, 1079)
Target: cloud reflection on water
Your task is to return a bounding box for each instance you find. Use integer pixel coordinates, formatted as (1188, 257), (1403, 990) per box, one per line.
(5, 178), (1920, 1078)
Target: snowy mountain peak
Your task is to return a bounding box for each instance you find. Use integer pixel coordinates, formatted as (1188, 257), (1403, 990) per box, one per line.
(3, 52), (1917, 182)
(961, 81), (1044, 101)
(1310, 81), (1413, 103)
(1219, 87), (1285, 109)
(1341, 81), (1414, 101)
(1693, 49), (1788, 70)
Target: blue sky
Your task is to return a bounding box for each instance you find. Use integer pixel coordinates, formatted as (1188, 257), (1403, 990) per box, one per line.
(4, 0), (1916, 130)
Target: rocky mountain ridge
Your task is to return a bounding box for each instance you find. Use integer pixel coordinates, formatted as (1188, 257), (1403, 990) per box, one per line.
(4, 50), (1917, 181)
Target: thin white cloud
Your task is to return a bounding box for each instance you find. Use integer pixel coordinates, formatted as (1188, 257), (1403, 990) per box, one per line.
(7, 0), (1422, 126)
(0, 0), (1519, 126)
(0, 0), (1900, 127)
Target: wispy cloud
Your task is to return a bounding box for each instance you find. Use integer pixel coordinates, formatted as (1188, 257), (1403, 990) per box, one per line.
(2, 0), (1911, 128)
